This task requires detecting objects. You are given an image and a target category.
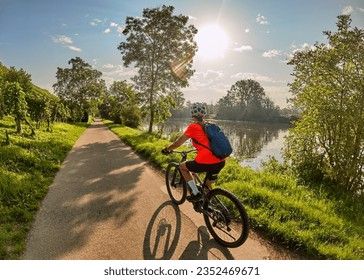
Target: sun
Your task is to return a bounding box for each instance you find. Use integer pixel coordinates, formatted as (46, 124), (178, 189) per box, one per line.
(196, 24), (229, 60)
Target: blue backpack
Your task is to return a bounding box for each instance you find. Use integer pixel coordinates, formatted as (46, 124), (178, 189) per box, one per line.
(192, 122), (233, 159)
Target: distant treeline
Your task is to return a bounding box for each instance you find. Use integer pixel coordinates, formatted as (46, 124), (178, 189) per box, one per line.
(170, 79), (299, 124)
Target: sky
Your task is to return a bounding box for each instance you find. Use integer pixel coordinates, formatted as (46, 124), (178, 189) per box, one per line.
(0, 0), (363, 109)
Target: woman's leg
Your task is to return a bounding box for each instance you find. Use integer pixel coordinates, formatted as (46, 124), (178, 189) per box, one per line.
(180, 161), (193, 182)
(180, 161), (199, 196)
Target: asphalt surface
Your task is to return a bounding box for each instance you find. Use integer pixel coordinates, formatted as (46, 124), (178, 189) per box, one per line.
(23, 120), (298, 260)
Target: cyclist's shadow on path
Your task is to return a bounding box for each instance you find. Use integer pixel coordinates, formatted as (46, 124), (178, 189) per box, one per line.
(143, 201), (234, 260)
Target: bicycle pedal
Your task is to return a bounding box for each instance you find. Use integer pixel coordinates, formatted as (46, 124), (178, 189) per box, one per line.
(186, 193), (203, 203)
(192, 202), (203, 212)
(193, 206), (202, 212)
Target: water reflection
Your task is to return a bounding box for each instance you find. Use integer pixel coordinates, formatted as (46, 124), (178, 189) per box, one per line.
(145, 119), (290, 170)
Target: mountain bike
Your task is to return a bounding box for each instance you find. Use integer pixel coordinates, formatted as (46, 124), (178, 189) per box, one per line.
(164, 150), (249, 248)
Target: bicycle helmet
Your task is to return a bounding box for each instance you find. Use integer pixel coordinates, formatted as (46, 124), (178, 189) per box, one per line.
(190, 102), (207, 117)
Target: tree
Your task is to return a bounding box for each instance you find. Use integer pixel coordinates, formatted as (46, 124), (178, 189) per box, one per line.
(118, 5), (197, 133)
(3, 82), (28, 133)
(217, 79), (280, 121)
(169, 91), (188, 118)
(284, 15), (364, 192)
(229, 79), (265, 110)
(27, 85), (60, 130)
(53, 57), (106, 122)
(1, 67), (35, 134)
(101, 80), (142, 127)
(3, 66), (33, 94)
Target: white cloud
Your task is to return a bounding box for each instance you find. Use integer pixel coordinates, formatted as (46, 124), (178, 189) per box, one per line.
(51, 35), (73, 44)
(234, 45), (253, 52)
(90, 18), (102, 26)
(256, 14), (269, 25)
(102, 64), (114, 69)
(203, 69), (224, 80)
(188, 15), (197, 21)
(116, 26), (124, 34)
(51, 34), (81, 52)
(287, 43), (317, 60)
(110, 22), (118, 27)
(68, 46), (82, 52)
(262, 49), (282, 58)
(358, 8), (364, 12)
(292, 43), (316, 53)
(189, 70), (225, 89)
(342, 6), (354, 15)
(245, 28), (250, 33)
(231, 72), (283, 84)
(100, 65), (137, 87)
(104, 28), (111, 34)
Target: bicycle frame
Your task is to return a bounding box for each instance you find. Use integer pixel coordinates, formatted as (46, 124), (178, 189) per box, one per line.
(172, 150), (229, 214)
(173, 150), (210, 194)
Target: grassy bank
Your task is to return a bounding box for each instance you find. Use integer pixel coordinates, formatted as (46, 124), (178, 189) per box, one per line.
(105, 121), (364, 260)
(0, 117), (88, 259)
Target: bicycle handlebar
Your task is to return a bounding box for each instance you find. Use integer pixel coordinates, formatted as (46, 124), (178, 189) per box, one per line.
(170, 149), (196, 154)
(161, 148), (196, 160)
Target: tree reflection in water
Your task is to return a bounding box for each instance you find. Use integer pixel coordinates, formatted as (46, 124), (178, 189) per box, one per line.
(148, 119), (291, 170)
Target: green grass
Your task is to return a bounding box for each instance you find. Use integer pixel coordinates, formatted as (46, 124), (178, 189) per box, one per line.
(1, 118), (362, 260)
(105, 120), (364, 260)
(0, 117), (88, 259)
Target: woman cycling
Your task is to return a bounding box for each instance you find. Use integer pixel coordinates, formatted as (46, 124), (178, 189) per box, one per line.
(162, 102), (225, 202)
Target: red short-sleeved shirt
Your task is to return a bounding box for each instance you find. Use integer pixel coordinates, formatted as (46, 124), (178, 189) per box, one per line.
(184, 122), (224, 164)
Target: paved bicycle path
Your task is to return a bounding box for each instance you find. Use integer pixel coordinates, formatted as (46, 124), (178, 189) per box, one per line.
(23, 120), (298, 260)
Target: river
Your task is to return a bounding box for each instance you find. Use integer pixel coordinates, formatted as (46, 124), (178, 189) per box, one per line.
(146, 119), (291, 170)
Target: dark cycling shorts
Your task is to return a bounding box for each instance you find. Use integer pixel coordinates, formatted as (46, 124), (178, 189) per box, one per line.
(185, 160), (225, 181)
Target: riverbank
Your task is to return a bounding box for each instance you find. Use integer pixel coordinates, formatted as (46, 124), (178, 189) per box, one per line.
(105, 120), (364, 260)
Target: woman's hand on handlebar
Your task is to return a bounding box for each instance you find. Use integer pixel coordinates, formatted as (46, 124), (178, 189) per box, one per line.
(161, 147), (172, 155)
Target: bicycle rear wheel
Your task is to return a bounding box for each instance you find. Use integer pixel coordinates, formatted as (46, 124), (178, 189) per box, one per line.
(165, 163), (187, 205)
(203, 188), (249, 248)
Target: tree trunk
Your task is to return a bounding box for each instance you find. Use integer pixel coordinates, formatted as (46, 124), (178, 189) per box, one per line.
(148, 109), (154, 134)
(47, 118), (52, 132)
(148, 89), (154, 134)
(5, 130), (10, 145)
(15, 117), (22, 134)
(24, 117), (36, 136)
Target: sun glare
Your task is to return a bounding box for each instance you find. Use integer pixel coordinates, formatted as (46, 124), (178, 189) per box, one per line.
(196, 24), (229, 60)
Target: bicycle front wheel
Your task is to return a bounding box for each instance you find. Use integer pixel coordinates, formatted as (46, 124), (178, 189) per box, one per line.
(165, 163), (187, 205)
(203, 188), (249, 248)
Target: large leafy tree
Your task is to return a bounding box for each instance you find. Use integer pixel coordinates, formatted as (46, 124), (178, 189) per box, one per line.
(217, 79), (279, 121)
(284, 15), (364, 192)
(228, 79), (265, 110)
(118, 5), (197, 133)
(53, 57), (106, 122)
